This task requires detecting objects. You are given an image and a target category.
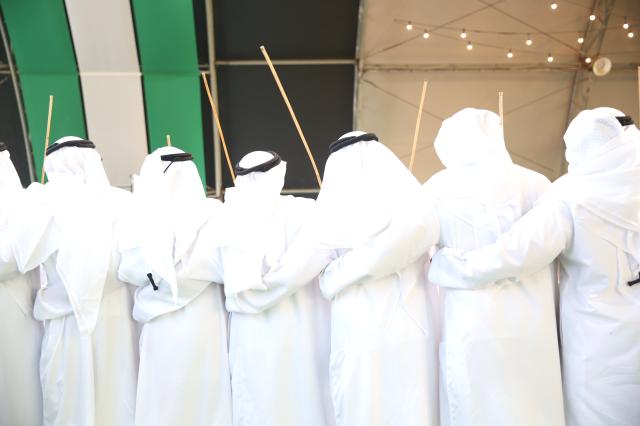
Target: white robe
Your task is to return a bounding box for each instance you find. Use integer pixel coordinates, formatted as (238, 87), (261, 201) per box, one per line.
(11, 185), (139, 426)
(223, 194), (334, 426)
(118, 147), (233, 426)
(424, 166), (564, 426)
(0, 239), (43, 426)
(118, 218), (233, 426)
(264, 136), (440, 426)
(0, 147), (44, 426)
(430, 122), (640, 425)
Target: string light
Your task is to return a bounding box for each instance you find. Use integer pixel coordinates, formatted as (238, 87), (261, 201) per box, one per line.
(623, 17), (629, 30)
(423, 30), (430, 39)
(466, 41), (473, 51)
(577, 35), (584, 44)
(406, 21), (413, 31)
(585, 57), (592, 64)
(547, 53), (554, 63)
(550, 2), (558, 10)
(460, 28), (467, 39)
(507, 48), (513, 59)
(526, 34), (532, 46)
(589, 13), (596, 22)
(629, 31), (635, 38)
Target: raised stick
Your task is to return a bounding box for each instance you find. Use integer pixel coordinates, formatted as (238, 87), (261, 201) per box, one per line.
(166, 134), (172, 147)
(498, 91), (504, 126)
(259, 45), (322, 187)
(409, 80), (428, 172)
(201, 72), (235, 183)
(40, 95), (54, 184)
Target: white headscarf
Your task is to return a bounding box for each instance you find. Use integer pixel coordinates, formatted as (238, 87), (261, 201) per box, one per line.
(222, 151), (287, 295)
(313, 131), (420, 249)
(0, 144), (22, 227)
(41, 136), (112, 334)
(546, 108), (640, 233)
(132, 146), (212, 300)
(426, 108), (523, 212)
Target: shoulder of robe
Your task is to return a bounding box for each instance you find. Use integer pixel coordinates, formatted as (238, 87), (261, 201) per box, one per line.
(513, 164), (552, 187)
(421, 168), (453, 197)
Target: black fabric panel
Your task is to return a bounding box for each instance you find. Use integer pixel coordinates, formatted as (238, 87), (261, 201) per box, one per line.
(216, 64), (354, 190)
(214, 0), (359, 60)
(0, 72), (30, 186)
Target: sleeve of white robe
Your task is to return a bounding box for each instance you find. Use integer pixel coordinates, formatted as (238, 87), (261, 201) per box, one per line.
(182, 219), (225, 285)
(262, 230), (337, 291)
(10, 192), (59, 274)
(0, 229), (18, 279)
(429, 199), (573, 289)
(319, 198), (440, 298)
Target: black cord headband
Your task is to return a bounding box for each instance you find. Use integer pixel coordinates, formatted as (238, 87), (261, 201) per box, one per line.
(46, 139), (95, 156)
(329, 133), (379, 154)
(0, 142), (6, 152)
(616, 116), (634, 127)
(160, 152), (193, 173)
(235, 151), (282, 176)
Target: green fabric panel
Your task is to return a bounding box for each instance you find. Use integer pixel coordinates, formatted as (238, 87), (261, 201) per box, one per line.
(132, 0), (206, 184)
(142, 75), (205, 177)
(1, 0), (86, 181)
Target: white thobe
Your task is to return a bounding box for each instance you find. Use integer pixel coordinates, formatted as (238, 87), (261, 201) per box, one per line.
(431, 198), (640, 425)
(11, 188), (139, 426)
(118, 218), (233, 426)
(223, 196), (334, 426)
(0, 231), (43, 426)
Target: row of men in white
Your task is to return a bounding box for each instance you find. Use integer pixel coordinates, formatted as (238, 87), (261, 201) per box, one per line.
(0, 106), (637, 426)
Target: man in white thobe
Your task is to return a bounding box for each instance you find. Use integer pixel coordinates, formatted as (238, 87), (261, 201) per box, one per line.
(118, 146), (233, 426)
(430, 108), (640, 426)
(9, 137), (139, 426)
(0, 142), (43, 426)
(220, 150), (334, 426)
(263, 133), (440, 426)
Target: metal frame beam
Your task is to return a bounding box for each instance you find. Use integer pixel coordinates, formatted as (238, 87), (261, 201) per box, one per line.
(205, 0), (223, 198)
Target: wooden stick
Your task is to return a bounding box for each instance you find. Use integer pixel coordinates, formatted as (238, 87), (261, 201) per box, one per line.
(201, 72), (235, 183)
(166, 134), (172, 147)
(40, 95), (54, 184)
(637, 66), (639, 124)
(259, 45), (322, 187)
(498, 91), (504, 126)
(409, 81), (428, 173)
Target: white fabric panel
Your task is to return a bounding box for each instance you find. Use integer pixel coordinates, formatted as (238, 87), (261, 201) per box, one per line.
(65, 0), (147, 188)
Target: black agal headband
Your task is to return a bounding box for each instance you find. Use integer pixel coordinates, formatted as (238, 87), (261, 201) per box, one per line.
(235, 151), (282, 176)
(329, 133), (379, 154)
(46, 139), (95, 156)
(160, 152), (193, 173)
(0, 142), (6, 152)
(616, 116), (634, 127)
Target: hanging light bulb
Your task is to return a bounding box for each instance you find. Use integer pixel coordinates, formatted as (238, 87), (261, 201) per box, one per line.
(623, 17), (629, 30)
(585, 57), (592, 64)
(589, 13), (596, 22)
(577, 35), (585, 44)
(550, 2), (558, 10)
(422, 30), (430, 39)
(466, 41), (473, 51)
(547, 53), (554, 63)
(406, 21), (413, 31)
(507, 49), (514, 59)
(460, 28), (467, 39)
(628, 31), (635, 38)
(526, 34), (533, 46)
